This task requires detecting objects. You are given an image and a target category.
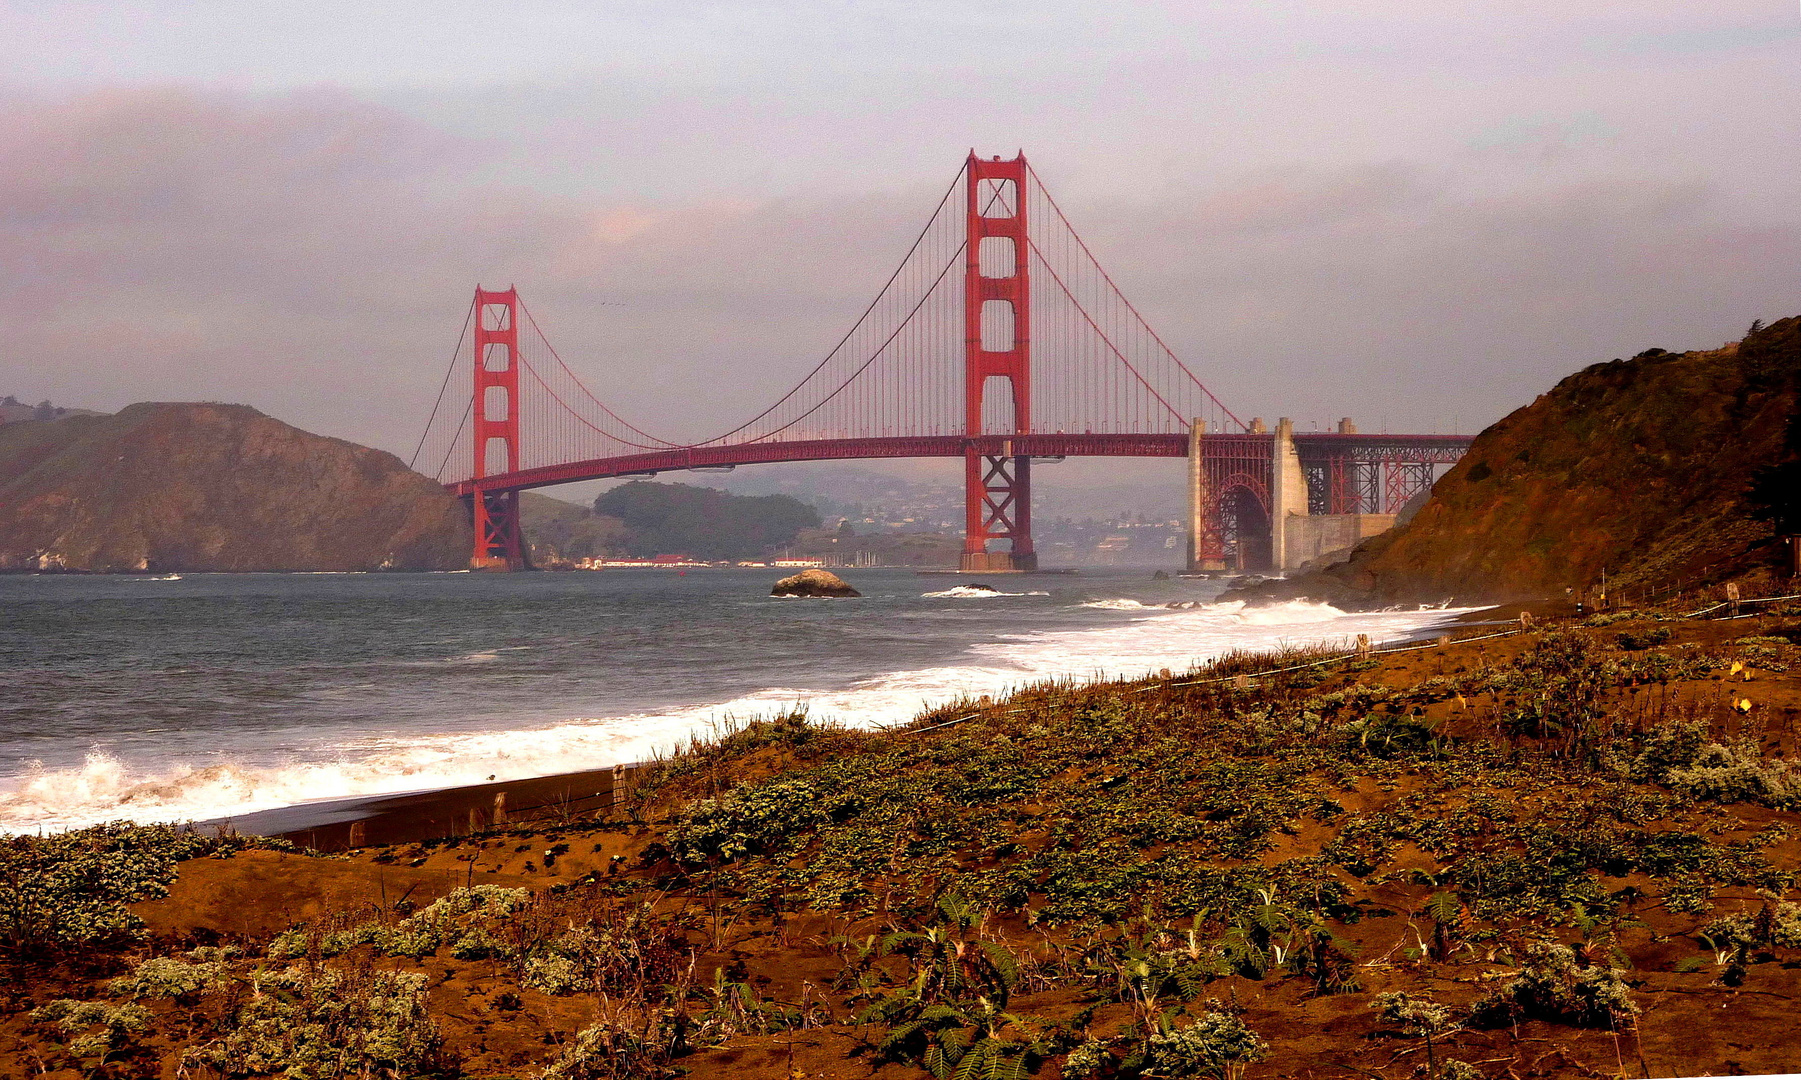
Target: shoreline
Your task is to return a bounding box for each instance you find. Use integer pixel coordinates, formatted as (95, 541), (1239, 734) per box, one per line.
(214, 603), (1498, 852)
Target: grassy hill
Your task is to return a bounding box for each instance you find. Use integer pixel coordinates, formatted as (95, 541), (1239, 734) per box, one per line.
(1244, 316), (1800, 607)
(0, 402), (469, 572)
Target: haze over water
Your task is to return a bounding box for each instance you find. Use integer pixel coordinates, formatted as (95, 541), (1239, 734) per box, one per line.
(0, 569), (1476, 832)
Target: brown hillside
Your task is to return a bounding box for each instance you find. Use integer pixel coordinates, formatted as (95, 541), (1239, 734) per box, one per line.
(0, 402), (470, 572)
(1242, 316), (1800, 607)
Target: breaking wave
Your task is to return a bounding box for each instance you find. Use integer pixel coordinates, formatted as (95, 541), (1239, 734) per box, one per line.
(0, 597), (1477, 832)
(923, 585), (1030, 598)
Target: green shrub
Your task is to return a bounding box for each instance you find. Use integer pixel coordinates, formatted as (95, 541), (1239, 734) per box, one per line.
(1622, 720), (1801, 807)
(523, 952), (586, 995)
(1062, 1039), (1117, 1079)
(186, 964), (450, 1079)
(1583, 612), (1638, 627)
(31, 999), (153, 1060)
(0, 822), (280, 958)
(266, 884), (531, 960)
(1701, 900), (1801, 951)
(1371, 991), (1454, 1037)
(1667, 742), (1801, 808)
(110, 955), (232, 999)
(1136, 1010), (1268, 1080)
(1371, 992), (1460, 1079)
(540, 1013), (689, 1080)
(1500, 635), (1611, 749)
(1341, 713), (1441, 759)
(1627, 721), (1710, 781)
(666, 777), (842, 863)
(1615, 627), (1672, 650)
(1471, 941), (1637, 1028)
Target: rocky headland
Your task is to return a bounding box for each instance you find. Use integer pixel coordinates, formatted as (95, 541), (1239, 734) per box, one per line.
(1232, 315), (1800, 608)
(0, 402), (470, 573)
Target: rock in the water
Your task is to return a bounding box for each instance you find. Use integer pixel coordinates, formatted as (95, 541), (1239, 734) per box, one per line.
(771, 568), (861, 597)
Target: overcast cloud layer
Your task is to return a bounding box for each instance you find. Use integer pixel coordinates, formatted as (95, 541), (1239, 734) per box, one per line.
(2, 1), (1797, 472)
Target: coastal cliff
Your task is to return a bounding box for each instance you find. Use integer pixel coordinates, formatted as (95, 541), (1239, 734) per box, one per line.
(0, 402), (470, 572)
(1235, 315), (1800, 607)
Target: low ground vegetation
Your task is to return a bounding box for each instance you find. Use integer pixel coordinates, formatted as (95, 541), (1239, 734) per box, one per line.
(4, 610), (1801, 1077)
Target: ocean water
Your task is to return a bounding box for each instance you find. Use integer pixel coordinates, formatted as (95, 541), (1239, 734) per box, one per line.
(0, 569), (1476, 832)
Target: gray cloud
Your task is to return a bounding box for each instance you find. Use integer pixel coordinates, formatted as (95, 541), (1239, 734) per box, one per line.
(1, 0), (1796, 489)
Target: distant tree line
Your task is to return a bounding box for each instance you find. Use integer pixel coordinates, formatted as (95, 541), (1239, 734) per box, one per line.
(593, 481), (821, 559)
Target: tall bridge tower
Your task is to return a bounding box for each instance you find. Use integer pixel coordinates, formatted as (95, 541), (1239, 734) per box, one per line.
(471, 287), (525, 570)
(962, 152), (1035, 572)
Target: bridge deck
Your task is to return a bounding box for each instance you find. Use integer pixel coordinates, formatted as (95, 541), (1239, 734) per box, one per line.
(449, 432), (1474, 496)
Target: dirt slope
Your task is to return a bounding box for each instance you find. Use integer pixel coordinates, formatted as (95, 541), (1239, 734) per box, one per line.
(0, 402), (470, 572)
(1241, 316), (1800, 607)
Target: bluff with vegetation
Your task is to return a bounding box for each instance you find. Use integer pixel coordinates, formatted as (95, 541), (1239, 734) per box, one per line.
(1246, 316), (1801, 607)
(593, 480), (821, 560)
(0, 403), (470, 572)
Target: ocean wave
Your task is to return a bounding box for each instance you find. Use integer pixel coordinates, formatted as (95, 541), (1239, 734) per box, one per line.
(0, 598), (1479, 833)
(923, 585), (1024, 598)
(1219, 599), (1355, 625)
(1080, 598), (1154, 610)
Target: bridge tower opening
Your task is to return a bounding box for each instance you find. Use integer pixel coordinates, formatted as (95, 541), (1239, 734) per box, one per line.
(962, 152), (1036, 572)
(470, 287), (526, 570)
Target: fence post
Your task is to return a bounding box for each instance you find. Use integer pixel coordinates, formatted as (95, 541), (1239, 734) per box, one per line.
(1519, 611), (1533, 630)
(347, 821), (366, 848)
(493, 791), (508, 826)
(1726, 582), (1740, 618)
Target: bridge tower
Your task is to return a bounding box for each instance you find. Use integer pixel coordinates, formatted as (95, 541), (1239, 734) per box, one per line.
(470, 287), (526, 570)
(962, 152), (1036, 572)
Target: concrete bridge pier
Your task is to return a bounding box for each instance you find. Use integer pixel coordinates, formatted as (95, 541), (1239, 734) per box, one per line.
(1269, 418), (1309, 572)
(1186, 419), (1224, 572)
(1187, 415), (1418, 576)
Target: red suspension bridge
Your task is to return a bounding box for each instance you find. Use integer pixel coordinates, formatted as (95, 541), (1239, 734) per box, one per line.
(413, 152), (1470, 572)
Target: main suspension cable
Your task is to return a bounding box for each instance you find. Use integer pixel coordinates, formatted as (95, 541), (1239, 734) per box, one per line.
(408, 296), (475, 471)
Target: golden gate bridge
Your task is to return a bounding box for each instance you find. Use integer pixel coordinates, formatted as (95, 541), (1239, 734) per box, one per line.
(412, 152), (1470, 572)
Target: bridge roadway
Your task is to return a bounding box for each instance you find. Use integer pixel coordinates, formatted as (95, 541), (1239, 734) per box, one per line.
(449, 432), (1474, 497)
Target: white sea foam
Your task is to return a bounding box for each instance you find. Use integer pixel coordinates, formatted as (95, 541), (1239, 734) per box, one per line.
(1080, 598), (1154, 610)
(923, 585), (1024, 598)
(0, 598), (1478, 832)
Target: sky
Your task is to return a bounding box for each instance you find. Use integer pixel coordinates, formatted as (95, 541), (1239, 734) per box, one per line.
(2, 1), (1798, 492)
